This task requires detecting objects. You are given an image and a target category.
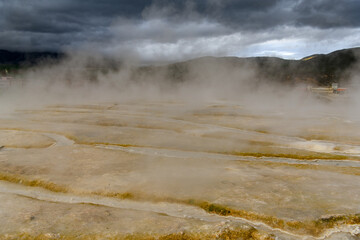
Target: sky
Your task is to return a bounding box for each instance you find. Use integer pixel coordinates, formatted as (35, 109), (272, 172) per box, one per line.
(0, 0), (359, 62)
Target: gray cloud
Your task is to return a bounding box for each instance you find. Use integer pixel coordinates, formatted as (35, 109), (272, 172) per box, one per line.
(293, 0), (360, 28)
(0, 0), (359, 61)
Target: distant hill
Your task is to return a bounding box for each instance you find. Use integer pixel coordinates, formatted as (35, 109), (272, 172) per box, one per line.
(132, 47), (360, 87)
(1, 47), (359, 86)
(0, 50), (63, 73)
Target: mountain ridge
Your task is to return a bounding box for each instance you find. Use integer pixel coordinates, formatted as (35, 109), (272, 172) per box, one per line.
(0, 47), (359, 86)
(143, 47), (360, 86)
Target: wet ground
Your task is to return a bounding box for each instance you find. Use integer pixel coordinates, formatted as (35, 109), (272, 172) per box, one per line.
(0, 100), (360, 239)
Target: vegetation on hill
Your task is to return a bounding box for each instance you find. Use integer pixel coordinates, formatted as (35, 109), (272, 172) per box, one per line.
(0, 47), (359, 86)
(0, 50), (63, 75)
(132, 48), (360, 86)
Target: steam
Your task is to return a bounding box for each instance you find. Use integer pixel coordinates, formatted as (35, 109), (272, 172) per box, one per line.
(0, 43), (360, 127)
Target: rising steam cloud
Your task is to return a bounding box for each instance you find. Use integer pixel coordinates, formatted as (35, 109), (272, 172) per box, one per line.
(0, 48), (359, 122)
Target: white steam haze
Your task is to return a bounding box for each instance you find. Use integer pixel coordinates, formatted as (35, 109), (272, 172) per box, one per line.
(1, 48), (360, 122)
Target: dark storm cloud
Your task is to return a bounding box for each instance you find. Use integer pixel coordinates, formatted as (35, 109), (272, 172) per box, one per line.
(0, 0), (149, 33)
(197, 0), (286, 30)
(141, 0), (360, 30)
(141, 0), (286, 30)
(293, 0), (360, 28)
(0, 0), (359, 59)
(0, 0), (151, 50)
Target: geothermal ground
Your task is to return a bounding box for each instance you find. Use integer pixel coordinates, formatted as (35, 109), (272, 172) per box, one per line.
(1, 100), (360, 239)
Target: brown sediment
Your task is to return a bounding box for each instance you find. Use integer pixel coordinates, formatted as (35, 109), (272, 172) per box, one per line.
(0, 227), (275, 240)
(0, 170), (359, 237)
(0, 126), (355, 161)
(46, 104), (113, 110)
(227, 151), (351, 160)
(0, 130), (56, 149)
(155, 227), (275, 240)
(0, 128), (37, 132)
(191, 112), (274, 120)
(59, 133), (357, 161)
(0, 172), (68, 193)
(92, 190), (135, 200)
(25, 116), (185, 133)
(0, 172), (135, 199)
(0, 128), (98, 148)
(192, 112), (241, 117)
(184, 200), (288, 231)
(247, 140), (275, 147)
(0, 163), (49, 176)
(226, 145), (358, 161)
(2, 143), (54, 149)
(17, 109), (95, 114)
(89, 121), (183, 133)
(72, 140), (141, 148)
(63, 132), (157, 148)
(243, 160), (360, 176)
(253, 129), (270, 134)
(0, 128), (73, 141)
(302, 134), (360, 145)
(312, 214), (360, 233)
(64, 135), (177, 151)
(184, 200), (360, 236)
